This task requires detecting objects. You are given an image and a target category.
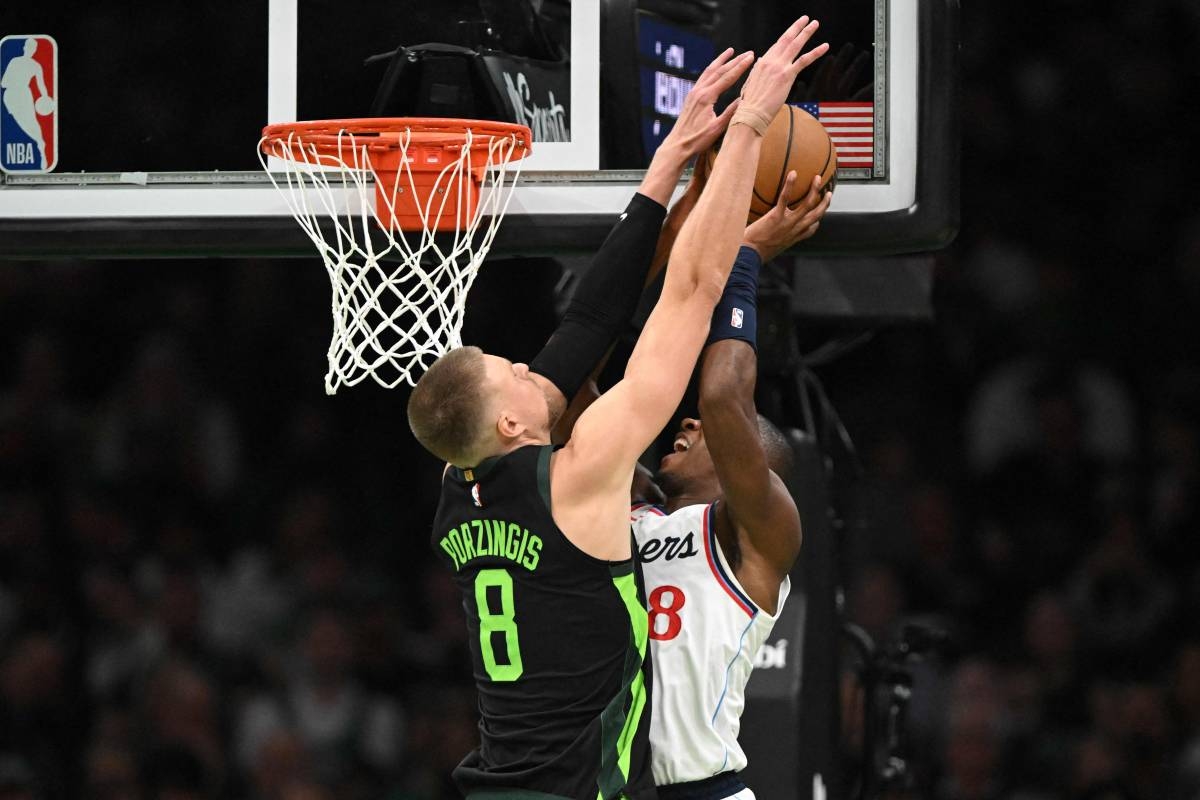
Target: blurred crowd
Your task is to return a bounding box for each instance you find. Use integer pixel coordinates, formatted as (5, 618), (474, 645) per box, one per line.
(0, 255), (484, 800)
(1, 2), (1198, 800)
(829, 1), (1200, 799)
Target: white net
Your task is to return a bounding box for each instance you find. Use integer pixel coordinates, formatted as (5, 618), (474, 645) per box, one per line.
(259, 125), (526, 394)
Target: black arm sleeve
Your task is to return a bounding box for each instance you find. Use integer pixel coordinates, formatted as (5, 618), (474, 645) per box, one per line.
(529, 191), (667, 399)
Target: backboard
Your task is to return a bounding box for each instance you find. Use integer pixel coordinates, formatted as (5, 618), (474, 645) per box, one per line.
(0, 0), (957, 259)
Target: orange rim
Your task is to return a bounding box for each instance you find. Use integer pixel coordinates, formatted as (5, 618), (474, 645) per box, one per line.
(260, 117), (531, 161)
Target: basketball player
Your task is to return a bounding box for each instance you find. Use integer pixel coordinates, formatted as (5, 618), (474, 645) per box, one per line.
(406, 18), (829, 800)
(630, 172), (823, 800)
(563, 172), (828, 799)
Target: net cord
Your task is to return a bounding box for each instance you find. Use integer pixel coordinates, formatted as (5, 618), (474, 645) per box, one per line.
(258, 127), (525, 393)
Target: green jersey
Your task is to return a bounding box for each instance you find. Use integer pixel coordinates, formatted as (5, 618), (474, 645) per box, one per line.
(431, 444), (656, 800)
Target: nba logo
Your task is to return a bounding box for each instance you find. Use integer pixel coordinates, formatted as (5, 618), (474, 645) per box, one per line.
(0, 35), (58, 173)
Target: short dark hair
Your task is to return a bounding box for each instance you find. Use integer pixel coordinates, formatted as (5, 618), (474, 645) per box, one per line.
(407, 346), (492, 465)
(756, 414), (795, 481)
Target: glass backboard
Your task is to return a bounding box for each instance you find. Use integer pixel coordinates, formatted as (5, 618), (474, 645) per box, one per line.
(0, 0), (957, 258)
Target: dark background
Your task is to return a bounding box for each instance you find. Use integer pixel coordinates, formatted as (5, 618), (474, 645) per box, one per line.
(2, 1), (1200, 800)
(0, 0), (876, 171)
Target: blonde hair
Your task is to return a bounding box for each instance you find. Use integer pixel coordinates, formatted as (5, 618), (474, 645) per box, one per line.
(407, 347), (492, 465)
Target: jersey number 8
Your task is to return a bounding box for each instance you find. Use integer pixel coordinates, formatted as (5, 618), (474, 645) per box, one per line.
(649, 584), (686, 641)
(475, 569), (524, 681)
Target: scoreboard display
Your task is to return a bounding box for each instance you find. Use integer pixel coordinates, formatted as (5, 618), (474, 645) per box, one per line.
(636, 13), (717, 160)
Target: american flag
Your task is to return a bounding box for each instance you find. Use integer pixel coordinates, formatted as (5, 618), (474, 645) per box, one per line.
(796, 102), (875, 169)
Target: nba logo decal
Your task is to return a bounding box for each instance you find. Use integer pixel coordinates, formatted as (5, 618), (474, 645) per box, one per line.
(471, 483), (483, 508)
(1, 35), (58, 173)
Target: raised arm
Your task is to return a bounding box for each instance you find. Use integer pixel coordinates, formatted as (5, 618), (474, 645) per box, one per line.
(530, 48), (756, 427)
(553, 18), (829, 558)
(701, 171), (829, 608)
(634, 47), (744, 208)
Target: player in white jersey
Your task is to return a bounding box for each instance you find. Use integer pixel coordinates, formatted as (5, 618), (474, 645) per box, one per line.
(545, 122), (830, 800)
(632, 170), (829, 800)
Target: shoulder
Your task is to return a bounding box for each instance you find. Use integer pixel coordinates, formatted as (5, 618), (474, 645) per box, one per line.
(630, 501), (669, 520)
(630, 502), (670, 544)
(631, 501), (710, 540)
(630, 501), (710, 528)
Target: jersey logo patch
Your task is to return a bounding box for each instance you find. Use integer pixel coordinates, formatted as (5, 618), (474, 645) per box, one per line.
(731, 307), (744, 329)
(471, 483), (483, 507)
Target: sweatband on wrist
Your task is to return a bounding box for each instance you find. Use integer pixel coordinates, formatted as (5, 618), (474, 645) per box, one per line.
(530, 192), (667, 398)
(730, 106), (773, 137)
(707, 245), (762, 351)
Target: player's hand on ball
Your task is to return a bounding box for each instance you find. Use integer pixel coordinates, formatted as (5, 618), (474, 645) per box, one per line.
(737, 17), (829, 128)
(661, 47), (756, 158)
(742, 172), (832, 261)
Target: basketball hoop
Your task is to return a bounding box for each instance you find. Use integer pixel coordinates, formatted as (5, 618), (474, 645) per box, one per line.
(259, 118), (531, 394)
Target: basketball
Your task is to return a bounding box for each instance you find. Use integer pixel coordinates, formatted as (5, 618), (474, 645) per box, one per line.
(707, 104), (837, 222)
(35, 96), (55, 116)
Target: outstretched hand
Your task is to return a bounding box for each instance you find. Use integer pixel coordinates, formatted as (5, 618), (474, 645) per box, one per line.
(737, 16), (830, 128)
(742, 172), (832, 262)
(661, 47), (756, 159)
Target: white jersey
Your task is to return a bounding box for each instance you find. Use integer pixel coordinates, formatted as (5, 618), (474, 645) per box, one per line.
(631, 501), (791, 787)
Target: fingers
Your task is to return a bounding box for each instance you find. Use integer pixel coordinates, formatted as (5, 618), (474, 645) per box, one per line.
(705, 47), (737, 75)
(777, 171), (799, 212)
(708, 46), (737, 70)
(797, 184), (833, 229)
(792, 191), (830, 243)
(791, 174), (823, 214)
(760, 16), (830, 79)
(690, 48), (732, 96)
(695, 48), (737, 89)
(782, 18), (821, 64)
(709, 51), (755, 94)
(743, 171), (832, 254)
(784, 176), (831, 239)
(777, 174), (820, 219)
(697, 49), (752, 91)
(770, 16), (811, 55)
(713, 98), (741, 131)
(793, 41), (831, 74)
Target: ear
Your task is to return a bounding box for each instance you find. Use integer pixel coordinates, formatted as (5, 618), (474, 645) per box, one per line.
(496, 408), (524, 441)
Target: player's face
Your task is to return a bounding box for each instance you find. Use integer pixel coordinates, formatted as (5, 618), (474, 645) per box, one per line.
(482, 354), (551, 437)
(657, 417), (716, 487)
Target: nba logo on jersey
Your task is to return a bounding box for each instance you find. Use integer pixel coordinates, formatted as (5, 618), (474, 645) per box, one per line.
(0, 35), (58, 174)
